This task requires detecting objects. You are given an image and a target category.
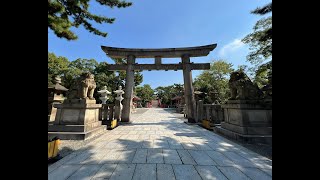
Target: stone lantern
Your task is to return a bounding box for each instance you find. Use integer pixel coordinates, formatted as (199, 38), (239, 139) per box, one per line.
(194, 90), (206, 123)
(114, 86), (125, 120)
(211, 90), (220, 105)
(97, 86), (111, 104)
(194, 90), (205, 101)
(48, 76), (68, 122)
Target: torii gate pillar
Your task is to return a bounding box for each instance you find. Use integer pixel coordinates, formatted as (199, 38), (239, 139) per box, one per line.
(121, 55), (135, 122)
(182, 54), (196, 123)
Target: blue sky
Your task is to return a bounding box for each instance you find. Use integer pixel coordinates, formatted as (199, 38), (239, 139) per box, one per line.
(48, 0), (270, 89)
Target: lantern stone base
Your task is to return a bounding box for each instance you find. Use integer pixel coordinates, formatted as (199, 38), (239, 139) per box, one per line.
(48, 100), (106, 140)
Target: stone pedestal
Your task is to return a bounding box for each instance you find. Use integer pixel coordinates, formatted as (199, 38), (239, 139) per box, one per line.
(48, 99), (106, 140)
(49, 104), (58, 122)
(214, 100), (272, 145)
(114, 100), (122, 120)
(48, 96), (64, 122)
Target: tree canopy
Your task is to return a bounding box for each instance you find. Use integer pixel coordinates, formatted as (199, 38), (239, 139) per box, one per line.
(242, 2), (272, 89)
(113, 58), (143, 87)
(242, 2), (272, 65)
(193, 60), (234, 104)
(48, 0), (132, 40)
(134, 84), (154, 105)
(154, 83), (184, 106)
(48, 52), (143, 103)
(48, 52), (70, 85)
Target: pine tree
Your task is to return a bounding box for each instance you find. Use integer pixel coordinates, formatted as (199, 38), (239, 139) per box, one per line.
(242, 2), (272, 65)
(48, 0), (132, 40)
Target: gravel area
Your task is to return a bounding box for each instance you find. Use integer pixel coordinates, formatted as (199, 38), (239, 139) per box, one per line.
(240, 143), (272, 159)
(48, 130), (107, 166)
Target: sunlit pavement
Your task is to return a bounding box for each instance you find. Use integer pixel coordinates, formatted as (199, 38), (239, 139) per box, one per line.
(48, 108), (272, 180)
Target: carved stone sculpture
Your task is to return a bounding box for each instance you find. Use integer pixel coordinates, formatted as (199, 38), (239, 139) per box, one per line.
(228, 70), (263, 100)
(67, 72), (97, 100)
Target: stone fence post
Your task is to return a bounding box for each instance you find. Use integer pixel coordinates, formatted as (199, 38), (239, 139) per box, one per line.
(195, 100), (203, 122)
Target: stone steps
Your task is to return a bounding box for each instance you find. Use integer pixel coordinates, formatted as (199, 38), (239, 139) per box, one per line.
(48, 125), (107, 140)
(214, 126), (272, 145)
(48, 121), (102, 132)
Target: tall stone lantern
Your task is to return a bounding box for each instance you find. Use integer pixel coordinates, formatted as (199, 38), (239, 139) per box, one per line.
(48, 76), (68, 122)
(114, 86), (125, 121)
(97, 86), (111, 104)
(211, 90), (220, 105)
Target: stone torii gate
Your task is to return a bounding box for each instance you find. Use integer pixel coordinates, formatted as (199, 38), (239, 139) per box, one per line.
(101, 44), (217, 123)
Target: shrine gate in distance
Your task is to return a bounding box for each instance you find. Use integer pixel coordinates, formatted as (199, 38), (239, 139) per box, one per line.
(101, 44), (217, 123)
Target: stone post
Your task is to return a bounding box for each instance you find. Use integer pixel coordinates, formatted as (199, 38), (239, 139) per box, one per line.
(181, 54), (196, 123)
(196, 100), (203, 122)
(122, 55), (135, 122)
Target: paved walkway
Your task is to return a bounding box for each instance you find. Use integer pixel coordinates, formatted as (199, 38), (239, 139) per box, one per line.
(48, 108), (272, 180)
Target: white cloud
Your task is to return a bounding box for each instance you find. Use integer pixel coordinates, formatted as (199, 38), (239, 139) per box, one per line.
(219, 38), (245, 57)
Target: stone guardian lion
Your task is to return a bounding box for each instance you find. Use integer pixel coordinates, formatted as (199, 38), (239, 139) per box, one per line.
(67, 72), (96, 100)
(229, 71), (263, 100)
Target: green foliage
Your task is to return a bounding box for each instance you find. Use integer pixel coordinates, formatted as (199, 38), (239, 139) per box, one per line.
(93, 62), (116, 102)
(69, 58), (99, 73)
(134, 72), (143, 86)
(242, 2), (272, 90)
(62, 58), (99, 88)
(253, 61), (272, 88)
(242, 2), (272, 65)
(210, 60), (235, 80)
(236, 65), (256, 79)
(135, 84), (154, 105)
(193, 60), (234, 104)
(155, 86), (170, 105)
(155, 83), (184, 106)
(112, 58), (143, 87)
(172, 84), (184, 97)
(48, 52), (143, 103)
(48, 0), (132, 40)
(252, 2), (272, 15)
(48, 52), (70, 85)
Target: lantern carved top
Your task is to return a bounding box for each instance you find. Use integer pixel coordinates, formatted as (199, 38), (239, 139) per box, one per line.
(97, 86), (111, 95)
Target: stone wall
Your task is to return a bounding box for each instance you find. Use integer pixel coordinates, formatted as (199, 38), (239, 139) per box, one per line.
(194, 101), (224, 124)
